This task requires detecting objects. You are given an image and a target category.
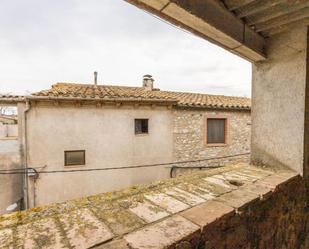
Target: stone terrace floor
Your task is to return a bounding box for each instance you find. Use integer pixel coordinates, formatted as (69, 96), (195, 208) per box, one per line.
(0, 163), (297, 249)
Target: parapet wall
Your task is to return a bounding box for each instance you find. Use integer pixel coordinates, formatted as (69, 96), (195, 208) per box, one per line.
(0, 163), (307, 249)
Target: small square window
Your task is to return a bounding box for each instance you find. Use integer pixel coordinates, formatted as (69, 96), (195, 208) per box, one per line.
(207, 118), (226, 144)
(135, 119), (149, 134)
(64, 150), (85, 166)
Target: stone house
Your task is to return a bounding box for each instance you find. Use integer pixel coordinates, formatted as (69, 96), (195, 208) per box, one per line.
(13, 75), (250, 209)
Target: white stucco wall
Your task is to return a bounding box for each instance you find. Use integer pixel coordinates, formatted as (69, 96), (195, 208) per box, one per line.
(0, 124), (18, 138)
(252, 27), (307, 174)
(26, 103), (174, 207)
(0, 139), (22, 214)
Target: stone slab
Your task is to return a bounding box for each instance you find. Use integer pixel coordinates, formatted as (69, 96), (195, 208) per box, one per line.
(191, 187), (216, 200)
(257, 173), (298, 189)
(165, 187), (206, 206)
(0, 228), (13, 249)
(93, 205), (145, 235)
(16, 218), (66, 249)
(238, 167), (273, 178)
(0, 213), (19, 229)
(181, 200), (234, 228)
(177, 183), (218, 199)
(222, 172), (258, 183)
(239, 182), (273, 198)
(129, 201), (169, 223)
(124, 215), (200, 249)
(94, 239), (130, 249)
(60, 208), (113, 248)
(229, 170), (264, 180)
(145, 193), (189, 213)
(203, 176), (237, 189)
(216, 188), (260, 209)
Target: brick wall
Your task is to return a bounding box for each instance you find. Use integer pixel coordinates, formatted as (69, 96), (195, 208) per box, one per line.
(173, 108), (251, 166)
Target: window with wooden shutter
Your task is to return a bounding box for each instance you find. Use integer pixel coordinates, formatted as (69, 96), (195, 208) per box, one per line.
(207, 118), (226, 144)
(135, 119), (149, 134)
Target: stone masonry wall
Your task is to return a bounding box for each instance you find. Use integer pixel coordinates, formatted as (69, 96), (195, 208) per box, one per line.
(173, 108), (251, 168)
(197, 175), (309, 249)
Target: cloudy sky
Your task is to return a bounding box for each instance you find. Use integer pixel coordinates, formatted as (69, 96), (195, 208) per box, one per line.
(0, 0), (252, 97)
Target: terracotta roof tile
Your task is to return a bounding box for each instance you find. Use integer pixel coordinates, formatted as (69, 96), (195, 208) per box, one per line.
(0, 95), (25, 103)
(32, 83), (251, 110)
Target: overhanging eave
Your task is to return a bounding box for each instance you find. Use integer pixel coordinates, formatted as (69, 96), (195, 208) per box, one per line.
(125, 0), (266, 62)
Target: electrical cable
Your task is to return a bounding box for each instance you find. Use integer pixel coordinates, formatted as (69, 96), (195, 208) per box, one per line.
(0, 152), (250, 175)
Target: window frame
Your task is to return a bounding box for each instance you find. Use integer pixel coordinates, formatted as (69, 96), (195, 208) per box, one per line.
(204, 116), (229, 147)
(64, 150), (86, 166)
(134, 118), (149, 135)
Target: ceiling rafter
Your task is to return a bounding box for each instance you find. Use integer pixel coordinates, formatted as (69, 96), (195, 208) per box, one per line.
(222, 0), (255, 11)
(234, 0), (286, 18)
(246, 1), (309, 26)
(254, 7), (309, 33)
(262, 16), (309, 37)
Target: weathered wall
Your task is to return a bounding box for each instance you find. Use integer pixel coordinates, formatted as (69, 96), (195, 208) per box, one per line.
(252, 27), (307, 174)
(1, 163), (306, 249)
(0, 124), (18, 138)
(0, 139), (22, 214)
(173, 108), (251, 164)
(26, 103), (174, 207)
(198, 176), (309, 249)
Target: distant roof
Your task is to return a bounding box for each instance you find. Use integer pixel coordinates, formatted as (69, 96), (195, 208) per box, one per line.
(0, 115), (17, 121)
(0, 95), (25, 104)
(32, 83), (251, 110)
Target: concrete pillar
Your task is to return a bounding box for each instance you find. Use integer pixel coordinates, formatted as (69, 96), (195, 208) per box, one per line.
(251, 27), (308, 176)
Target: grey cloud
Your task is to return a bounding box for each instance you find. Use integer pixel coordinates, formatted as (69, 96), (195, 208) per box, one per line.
(0, 0), (251, 97)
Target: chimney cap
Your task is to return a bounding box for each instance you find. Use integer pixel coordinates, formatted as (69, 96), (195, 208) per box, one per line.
(94, 71), (98, 85)
(143, 74), (153, 79)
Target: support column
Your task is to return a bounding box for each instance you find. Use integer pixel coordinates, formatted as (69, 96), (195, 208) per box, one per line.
(251, 27), (308, 176)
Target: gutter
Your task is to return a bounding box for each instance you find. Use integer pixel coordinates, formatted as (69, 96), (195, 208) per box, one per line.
(25, 96), (250, 110)
(22, 99), (31, 209)
(25, 95), (179, 105)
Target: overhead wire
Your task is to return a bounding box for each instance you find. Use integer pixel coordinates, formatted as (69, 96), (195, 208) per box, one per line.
(0, 152), (250, 175)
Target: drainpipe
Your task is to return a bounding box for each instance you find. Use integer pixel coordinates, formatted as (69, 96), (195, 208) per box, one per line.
(22, 99), (31, 210)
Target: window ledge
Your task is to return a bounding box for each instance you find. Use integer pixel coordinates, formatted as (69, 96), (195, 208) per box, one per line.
(206, 143), (228, 147)
(135, 133), (149, 137)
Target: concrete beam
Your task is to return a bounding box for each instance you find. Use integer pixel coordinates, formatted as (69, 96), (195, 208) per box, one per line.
(125, 0), (266, 62)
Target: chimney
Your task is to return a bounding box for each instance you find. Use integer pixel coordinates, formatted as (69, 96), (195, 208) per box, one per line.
(94, 71), (98, 85)
(143, 74), (154, 91)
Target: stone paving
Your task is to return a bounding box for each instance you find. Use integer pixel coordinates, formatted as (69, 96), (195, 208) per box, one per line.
(0, 163), (297, 249)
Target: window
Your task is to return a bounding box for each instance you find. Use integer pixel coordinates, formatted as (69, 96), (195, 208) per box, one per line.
(135, 119), (149, 134)
(207, 118), (227, 144)
(64, 150), (85, 166)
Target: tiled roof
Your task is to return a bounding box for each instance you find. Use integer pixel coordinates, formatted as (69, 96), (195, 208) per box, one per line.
(0, 95), (25, 103)
(32, 83), (251, 110)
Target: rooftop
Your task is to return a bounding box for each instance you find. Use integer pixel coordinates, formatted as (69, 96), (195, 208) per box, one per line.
(32, 82), (251, 110)
(0, 163), (297, 248)
(0, 95), (25, 104)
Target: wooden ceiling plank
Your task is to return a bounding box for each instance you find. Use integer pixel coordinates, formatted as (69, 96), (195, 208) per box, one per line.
(221, 0), (255, 11)
(255, 7), (309, 32)
(247, 1), (309, 26)
(263, 16), (309, 37)
(236, 0), (286, 18)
